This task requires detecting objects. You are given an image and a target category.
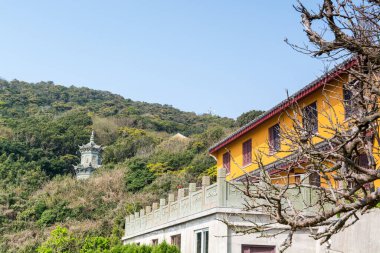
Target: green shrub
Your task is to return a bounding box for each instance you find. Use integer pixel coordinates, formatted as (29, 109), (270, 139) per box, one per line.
(80, 236), (111, 253)
(37, 210), (56, 227)
(108, 242), (179, 253)
(37, 226), (78, 253)
(108, 243), (150, 253)
(152, 241), (179, 253)
(139, 244), (153, 253)
(37, 202), (71, 227)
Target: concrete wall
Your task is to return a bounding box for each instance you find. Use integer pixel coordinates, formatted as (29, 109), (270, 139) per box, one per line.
(228, 230), (317, 253)
(325, 209), (380, 253)
(222, 211), (318, 253)
(123, 213), (228, 253)
(124, 210), (320, 253)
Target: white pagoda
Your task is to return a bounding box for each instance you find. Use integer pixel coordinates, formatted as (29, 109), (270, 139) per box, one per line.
(74, 131), (102, 179)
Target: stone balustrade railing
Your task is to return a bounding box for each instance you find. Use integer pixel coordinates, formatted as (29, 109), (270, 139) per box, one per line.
(124, 168), (318, 237)
(124, 168), (247, 236)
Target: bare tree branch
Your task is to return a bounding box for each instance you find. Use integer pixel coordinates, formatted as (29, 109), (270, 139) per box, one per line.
(226, 1), (380, 251)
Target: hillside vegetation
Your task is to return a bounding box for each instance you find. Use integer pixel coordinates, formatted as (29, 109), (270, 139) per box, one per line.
(0, 79), (262, 252)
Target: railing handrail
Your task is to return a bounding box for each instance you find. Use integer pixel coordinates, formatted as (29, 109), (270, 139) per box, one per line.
(124, 168), (317, 237)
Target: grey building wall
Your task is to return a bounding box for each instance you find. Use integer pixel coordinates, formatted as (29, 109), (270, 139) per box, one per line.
(325, 209), (380, 253)
(123, 209), (318, 253)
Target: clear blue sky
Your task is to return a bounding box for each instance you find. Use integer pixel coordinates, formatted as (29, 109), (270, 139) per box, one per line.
(0, 1), (325, 118)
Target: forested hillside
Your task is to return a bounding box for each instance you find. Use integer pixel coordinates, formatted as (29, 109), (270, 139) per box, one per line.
(0, 79), (262, 252)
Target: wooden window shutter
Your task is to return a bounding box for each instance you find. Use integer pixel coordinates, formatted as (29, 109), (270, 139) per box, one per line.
(343, 86), (353, 118)
(223, 152), (230, 173)
(358, 154), (369, 168)
(269, 124), (280, 152)
(243, 139), (252, 166)
(303, 102), (318, 134)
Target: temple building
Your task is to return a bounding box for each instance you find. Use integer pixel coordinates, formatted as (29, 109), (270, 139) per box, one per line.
(74, 131), (102, 180)
(122, 59), (380, 253)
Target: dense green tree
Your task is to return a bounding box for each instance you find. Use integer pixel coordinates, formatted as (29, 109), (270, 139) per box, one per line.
(103, 130), (158, 164)
(124, 158), (156, 193)
(235, 109), (264, 127)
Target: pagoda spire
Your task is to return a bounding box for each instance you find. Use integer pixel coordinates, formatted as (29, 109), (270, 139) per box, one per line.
(90, 130), (95, 144)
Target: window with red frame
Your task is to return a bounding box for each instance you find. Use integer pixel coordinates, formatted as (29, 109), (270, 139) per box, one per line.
(343, 81), (359, 119)
(303, 102), (318, 134)
(343, 86), (353, 119)
(242, 139), (252, 166)
(269, 124), (280, 153)
(223, 152), (230, 173)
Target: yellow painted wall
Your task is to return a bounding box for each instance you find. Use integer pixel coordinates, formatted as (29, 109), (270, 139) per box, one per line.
(211, 78), (348, 182)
